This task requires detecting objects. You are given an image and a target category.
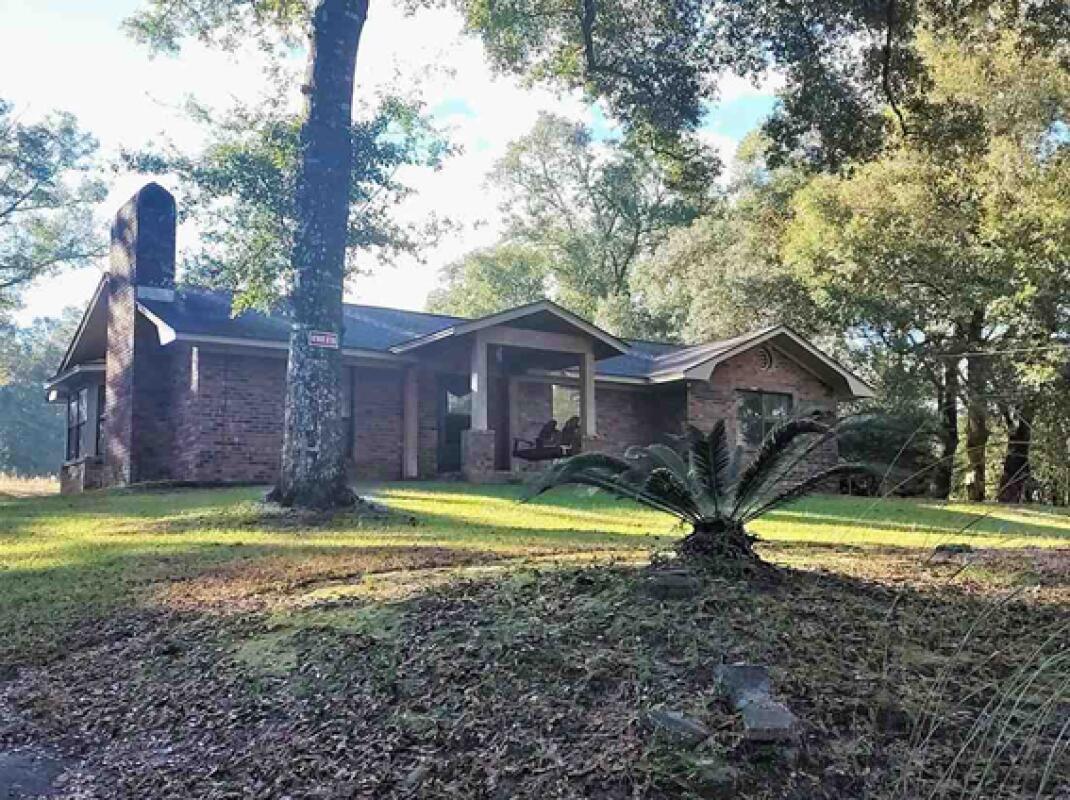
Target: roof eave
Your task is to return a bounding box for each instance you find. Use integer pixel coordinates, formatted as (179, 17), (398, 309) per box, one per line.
(388, 299), (631, 357)
(56, 275), (109, 375)
(678, 326), (875, 399)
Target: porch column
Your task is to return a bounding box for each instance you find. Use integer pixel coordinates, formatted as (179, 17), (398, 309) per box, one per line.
(470, 333), (489, 431)
(579, 349), (597, 437)
(402, 367), (419, 478)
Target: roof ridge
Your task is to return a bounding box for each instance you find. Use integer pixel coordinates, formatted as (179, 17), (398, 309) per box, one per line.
(344, 301), (466, 321)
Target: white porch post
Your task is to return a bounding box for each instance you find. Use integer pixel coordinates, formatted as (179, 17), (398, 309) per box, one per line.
(402, 367), (419, 478)
(470, 333), (490, 431)
(579, 349), (597, 437)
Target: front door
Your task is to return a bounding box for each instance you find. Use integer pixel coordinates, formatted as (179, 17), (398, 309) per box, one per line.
(438, 375), (471, 473)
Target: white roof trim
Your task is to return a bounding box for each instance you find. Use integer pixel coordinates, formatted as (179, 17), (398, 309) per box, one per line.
(388, 299), (630, 356)
(57, 275), (109, 373)
(137, 302), (179, 345)
(676, 326), (875, 398)
(44, 362), (106, 398)
(523, 367), (651, 386)
(134, 309), (415, 364)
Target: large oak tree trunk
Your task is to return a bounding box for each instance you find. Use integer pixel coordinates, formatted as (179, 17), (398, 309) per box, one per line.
(997, 400), (1035, 504)
(965, 310), (988, 503)
(272, 0), (369, 509)
(931, 358), (959, 500)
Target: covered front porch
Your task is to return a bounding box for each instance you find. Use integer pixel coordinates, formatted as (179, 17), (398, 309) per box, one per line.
(391, 301), (628, 482)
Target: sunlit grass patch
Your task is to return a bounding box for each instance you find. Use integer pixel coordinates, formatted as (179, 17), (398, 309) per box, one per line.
(0, 472), (58, 498)
(1, 482), (1068, 666)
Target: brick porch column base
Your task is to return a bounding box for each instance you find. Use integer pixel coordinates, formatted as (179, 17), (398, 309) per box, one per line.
(580, 435), (603, 455)
(461, 429), (497, 482)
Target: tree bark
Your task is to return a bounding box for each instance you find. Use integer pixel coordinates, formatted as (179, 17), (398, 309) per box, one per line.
(272, 0), (368, 508)
(997, 399), (1035, 504)
(965, 309), (988, 503)
(931, 358), (959, 500)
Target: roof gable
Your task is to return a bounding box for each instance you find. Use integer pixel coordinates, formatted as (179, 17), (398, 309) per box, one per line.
(388, 299), (630, 359)
(56, 275), (109, 374)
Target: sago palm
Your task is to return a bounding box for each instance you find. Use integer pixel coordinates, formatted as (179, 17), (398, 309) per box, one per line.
(529, 418), (871, 565)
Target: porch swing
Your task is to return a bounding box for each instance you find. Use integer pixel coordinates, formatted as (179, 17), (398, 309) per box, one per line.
(512, 416), (582, 462)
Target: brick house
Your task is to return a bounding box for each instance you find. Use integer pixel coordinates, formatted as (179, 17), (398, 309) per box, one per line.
(48, 184), (873, 494)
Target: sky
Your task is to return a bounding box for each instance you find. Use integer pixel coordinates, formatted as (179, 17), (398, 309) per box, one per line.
(2, 0), (778, 324)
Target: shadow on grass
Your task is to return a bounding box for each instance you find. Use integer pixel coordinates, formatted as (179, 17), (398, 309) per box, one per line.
(7, 549), (1066, 799)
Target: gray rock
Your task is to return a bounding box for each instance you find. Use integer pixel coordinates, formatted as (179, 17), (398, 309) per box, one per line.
(716, 663), (798, 742)
(0, 751), (67, 798)
(739, 699), (798, 742)
(401, 763), (431, 794)
(644, 709), (710, 748)
(715, 664), (771, 706)
(691, 758), (739, 798)
(644, 570), (701, 600)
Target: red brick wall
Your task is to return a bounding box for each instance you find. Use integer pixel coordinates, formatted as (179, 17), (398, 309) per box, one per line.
(101, 184), (177, 487)
(170, 354), (415, 484)
(132, 315), (175, 481)
(103, 278), (135, 485)
(595, 386), (653, 456)
(593, 384), (686, 456)
(172, 347), (286, 483)
(353, 367), (405, 480)
(416, 368), (440, 478)
(687, 345), (839, 480)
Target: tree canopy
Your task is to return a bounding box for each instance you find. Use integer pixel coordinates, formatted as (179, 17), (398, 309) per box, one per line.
(125, 95), (452, 313)
(432, 112), (707, 336)
(0, 308), (82, 475)
(460, 0), (1068, 170)
(782, 30), (1069, 499)
(0, 99), (105, 320)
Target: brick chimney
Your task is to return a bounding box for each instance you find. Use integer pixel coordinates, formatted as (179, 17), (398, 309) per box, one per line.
(103, 183), (177, 485)
(109, 182), (176, 299)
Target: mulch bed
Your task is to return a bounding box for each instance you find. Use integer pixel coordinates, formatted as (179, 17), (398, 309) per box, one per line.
(1, 550), (1066, 799)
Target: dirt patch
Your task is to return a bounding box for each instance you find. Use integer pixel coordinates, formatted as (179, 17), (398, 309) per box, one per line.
(155, 546), (501, 612)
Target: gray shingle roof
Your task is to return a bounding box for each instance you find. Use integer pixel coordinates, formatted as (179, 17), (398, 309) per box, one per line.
(138, 287), (746, 380)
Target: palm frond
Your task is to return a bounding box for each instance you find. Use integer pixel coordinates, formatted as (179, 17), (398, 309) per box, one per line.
(526, 453), (635, 500)
(731, 418), (829, 517)
(741, 463), (873, 523)
(643, 467), (702, 523)
(643, 443), (691, 484)
(703, 420), (731, 511)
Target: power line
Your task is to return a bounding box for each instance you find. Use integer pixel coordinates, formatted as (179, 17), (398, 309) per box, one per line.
(930, 344), (1069, 359)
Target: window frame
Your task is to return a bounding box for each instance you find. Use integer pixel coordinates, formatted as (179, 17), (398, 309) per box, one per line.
(95, 383), (107, 458)
(66, 387), (89, 462)
(737, 389), (794, 447)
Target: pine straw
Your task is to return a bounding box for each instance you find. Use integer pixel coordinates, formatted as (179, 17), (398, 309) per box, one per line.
(1, 548), (1067, 799)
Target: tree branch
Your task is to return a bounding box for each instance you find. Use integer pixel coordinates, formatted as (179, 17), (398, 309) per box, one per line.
(882, 0), (909, 136)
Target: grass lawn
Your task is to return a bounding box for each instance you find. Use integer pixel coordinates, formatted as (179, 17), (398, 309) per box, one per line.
(1, 483), (1067, 798)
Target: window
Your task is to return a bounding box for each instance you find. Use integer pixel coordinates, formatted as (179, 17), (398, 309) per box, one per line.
(95, 384), (106, 457)
(66, 387), (88, 461)
(552, 385), (579, 423)
(738, 390), (793, 447)
(446, 390), (471, 416)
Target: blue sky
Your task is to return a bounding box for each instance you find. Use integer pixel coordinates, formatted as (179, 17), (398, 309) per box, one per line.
(2, 0), (779, 323)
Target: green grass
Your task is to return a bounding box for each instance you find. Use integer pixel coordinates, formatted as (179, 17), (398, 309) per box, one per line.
(1, 482), (1067, 665)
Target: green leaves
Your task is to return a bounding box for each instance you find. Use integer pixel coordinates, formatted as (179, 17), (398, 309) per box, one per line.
(0, 99), (106, 317)
(528, 416), (872, 562)
(124, 0), (310, 54)
(125, 96), (452, 313)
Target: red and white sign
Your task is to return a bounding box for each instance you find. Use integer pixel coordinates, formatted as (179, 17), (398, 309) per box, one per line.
(308, 330), (339, 349)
